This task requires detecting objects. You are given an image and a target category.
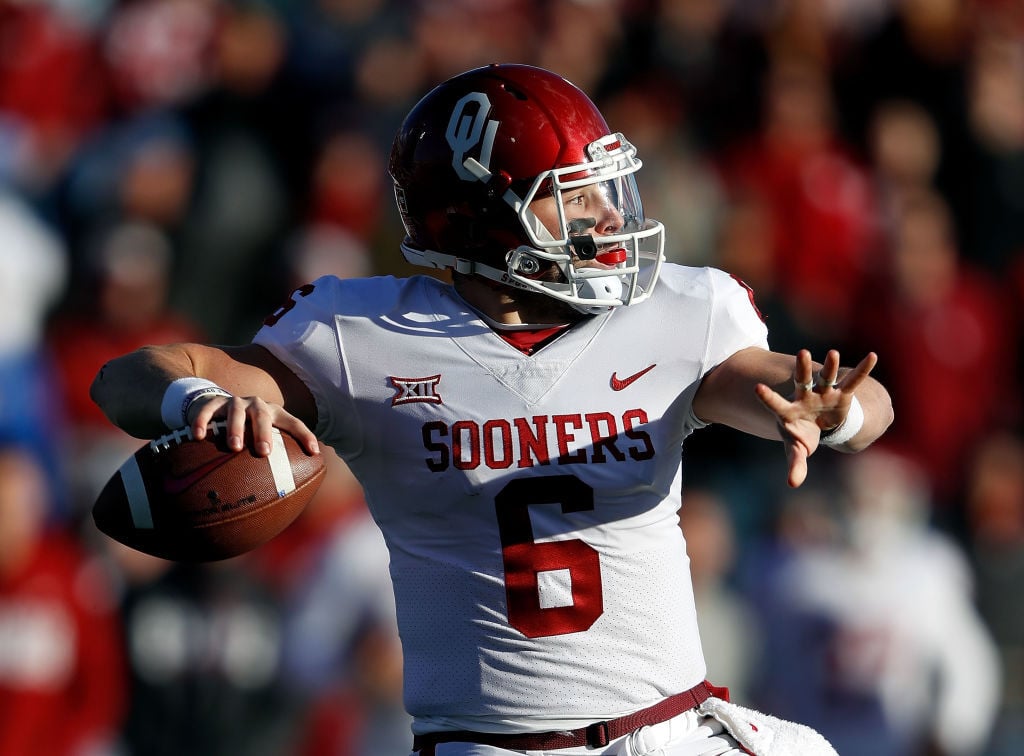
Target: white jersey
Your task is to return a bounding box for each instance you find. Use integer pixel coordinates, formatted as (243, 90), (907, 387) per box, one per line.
(253, 263), (768, 734)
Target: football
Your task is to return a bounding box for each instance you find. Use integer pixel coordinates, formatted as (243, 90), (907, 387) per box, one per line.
(93, 421), (326, 562)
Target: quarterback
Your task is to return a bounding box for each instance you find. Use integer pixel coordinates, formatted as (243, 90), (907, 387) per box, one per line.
(92, 65), (893, 755)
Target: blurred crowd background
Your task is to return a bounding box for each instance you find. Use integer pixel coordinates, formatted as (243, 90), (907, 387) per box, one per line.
(1, 0), (1023, 754)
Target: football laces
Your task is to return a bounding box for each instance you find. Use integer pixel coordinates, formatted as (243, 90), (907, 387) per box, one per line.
(149, 420), (226, 453)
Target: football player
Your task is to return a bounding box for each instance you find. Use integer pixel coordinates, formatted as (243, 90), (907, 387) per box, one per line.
(92, 64), (893, 755)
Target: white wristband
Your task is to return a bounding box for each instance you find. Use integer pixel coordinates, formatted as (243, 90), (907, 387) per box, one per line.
(819, 395), (864, 448)
(160, 377), (232, 429)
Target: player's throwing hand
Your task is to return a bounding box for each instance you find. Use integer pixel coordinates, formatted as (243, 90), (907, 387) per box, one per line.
(756, 349), (880, 488)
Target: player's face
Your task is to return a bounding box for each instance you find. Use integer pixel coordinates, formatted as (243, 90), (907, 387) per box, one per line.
(529, 181), (626, 269)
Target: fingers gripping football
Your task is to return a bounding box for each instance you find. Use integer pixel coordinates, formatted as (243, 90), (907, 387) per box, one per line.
(187, 394), (319, 457)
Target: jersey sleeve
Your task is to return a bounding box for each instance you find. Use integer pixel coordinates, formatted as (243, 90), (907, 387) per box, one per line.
(703, 268), (769, 368)
(252, 276), (357, 446)
(686, 268), (770, 430)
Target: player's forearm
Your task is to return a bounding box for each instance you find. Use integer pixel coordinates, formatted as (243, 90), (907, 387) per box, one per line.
(694, 347), (894, 450)
(90, 343), (221, 439)
(694, 348), (796, 438)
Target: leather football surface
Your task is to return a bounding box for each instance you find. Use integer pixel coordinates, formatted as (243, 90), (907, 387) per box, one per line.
(93, 422), (326, 561)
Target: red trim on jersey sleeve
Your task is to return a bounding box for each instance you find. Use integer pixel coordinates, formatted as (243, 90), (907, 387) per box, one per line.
(729, 274), (765, 323)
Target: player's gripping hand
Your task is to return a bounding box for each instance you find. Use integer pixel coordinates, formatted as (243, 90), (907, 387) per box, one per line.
(185, 393), (320, 458)
(755, 349), (878, 488)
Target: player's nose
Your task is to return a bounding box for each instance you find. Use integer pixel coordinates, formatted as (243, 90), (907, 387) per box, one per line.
(594, 201), (624, 235)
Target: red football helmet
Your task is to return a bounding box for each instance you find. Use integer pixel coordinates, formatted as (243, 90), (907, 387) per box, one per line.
(388, 64), (664, 313)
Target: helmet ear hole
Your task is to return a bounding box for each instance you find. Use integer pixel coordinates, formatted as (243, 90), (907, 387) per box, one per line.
(446, 213), (486, 248)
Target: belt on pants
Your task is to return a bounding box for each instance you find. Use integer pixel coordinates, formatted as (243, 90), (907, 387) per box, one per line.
(412, 680), (724, 752)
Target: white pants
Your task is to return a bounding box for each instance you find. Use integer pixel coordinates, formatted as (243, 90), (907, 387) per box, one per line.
(415, 710), (745, 756)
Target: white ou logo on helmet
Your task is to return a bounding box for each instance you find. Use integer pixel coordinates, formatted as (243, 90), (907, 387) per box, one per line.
(446, 92), (499, 181)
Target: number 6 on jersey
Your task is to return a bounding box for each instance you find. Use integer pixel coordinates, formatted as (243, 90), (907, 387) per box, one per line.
(496, 475), (604, 638)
